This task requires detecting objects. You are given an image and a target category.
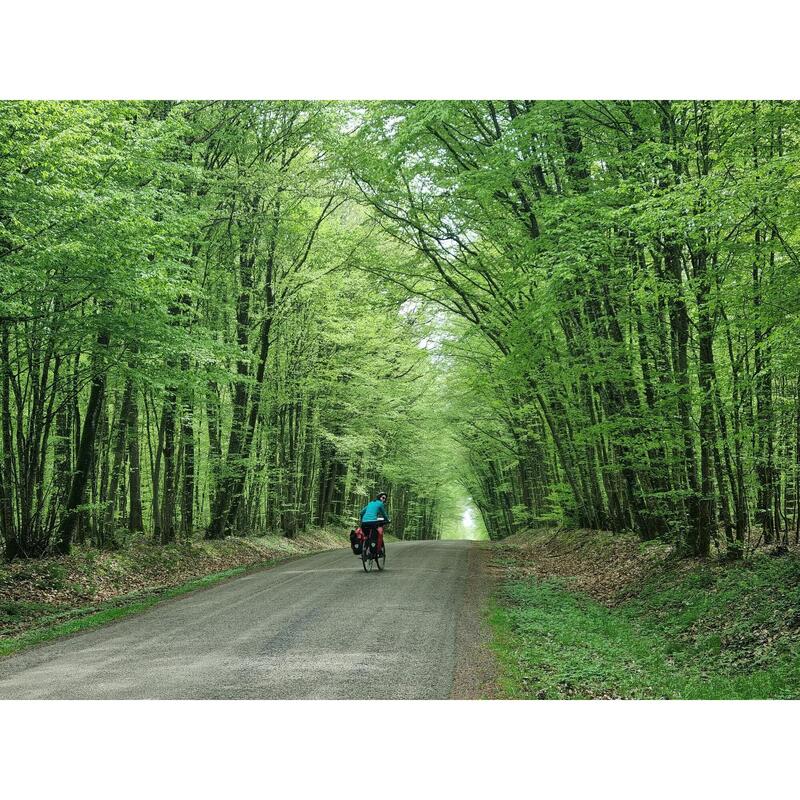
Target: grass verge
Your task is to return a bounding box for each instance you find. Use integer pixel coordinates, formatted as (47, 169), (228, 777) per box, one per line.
(489, 529), (800, 699)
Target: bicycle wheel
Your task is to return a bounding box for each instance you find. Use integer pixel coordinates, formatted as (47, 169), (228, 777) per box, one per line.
(362, 543), (373, 572)
(376, 545), (386, 571)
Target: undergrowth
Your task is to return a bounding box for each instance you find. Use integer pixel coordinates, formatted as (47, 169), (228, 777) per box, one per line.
(491, 531), (800, 699)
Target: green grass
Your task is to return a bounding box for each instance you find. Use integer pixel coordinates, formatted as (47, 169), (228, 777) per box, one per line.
(490, 552), (800, 699)
(0, 561), (279, 659)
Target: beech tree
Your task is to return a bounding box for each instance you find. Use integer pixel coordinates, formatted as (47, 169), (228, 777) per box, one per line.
(0, 100), (452, 558)
(3, 99), (800, 561)
(346, 100), (800, 557)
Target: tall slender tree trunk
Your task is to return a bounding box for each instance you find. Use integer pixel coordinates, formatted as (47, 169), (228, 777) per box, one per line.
(159, 387), (178, 543)
(103, 382), (134, 539)
(693, 248), (716, 557)
(56, 329), (110, 555)
(0, 324), (19, 560)
(127, 386), (144, 532)
(180, 384), (195, 539)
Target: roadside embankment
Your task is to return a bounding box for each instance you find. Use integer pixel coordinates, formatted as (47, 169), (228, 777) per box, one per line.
(489, 528), (800, 699)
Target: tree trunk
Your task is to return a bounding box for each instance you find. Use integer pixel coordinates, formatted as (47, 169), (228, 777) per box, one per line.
(56, 329), (110, 555)
(127, 386), (144, 532)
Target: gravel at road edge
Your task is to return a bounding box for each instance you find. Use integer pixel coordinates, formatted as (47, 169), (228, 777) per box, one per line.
(450, 543), (499, 699)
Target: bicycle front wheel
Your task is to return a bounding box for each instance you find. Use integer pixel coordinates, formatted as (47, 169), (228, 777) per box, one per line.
(376, 545), (386, 571)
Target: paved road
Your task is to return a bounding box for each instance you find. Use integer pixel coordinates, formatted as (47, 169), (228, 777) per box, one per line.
(0, 540), (481, 699)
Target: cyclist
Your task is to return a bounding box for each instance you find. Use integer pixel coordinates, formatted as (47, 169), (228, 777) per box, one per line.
(360, 492), (390, 556)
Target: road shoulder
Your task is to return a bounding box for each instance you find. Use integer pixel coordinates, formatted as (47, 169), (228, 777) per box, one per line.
(450, 542), (499, 699)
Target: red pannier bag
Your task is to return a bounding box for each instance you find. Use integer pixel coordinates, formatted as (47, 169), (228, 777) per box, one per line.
(350, 527), (364, 555)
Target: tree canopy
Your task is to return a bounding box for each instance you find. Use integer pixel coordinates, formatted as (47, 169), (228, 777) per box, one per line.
(2, 100), (800, 560)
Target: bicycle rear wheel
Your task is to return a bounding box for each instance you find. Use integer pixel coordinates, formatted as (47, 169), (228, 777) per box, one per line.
(362, 544), (373, 572)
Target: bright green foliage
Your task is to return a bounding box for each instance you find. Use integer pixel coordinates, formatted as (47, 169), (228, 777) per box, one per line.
(346, 100), (800, 556)
(4, 99), (800, 561)
(0, 100), (456, 557)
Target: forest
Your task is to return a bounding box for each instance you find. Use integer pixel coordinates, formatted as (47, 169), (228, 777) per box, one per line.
(2, 100), (800, 562)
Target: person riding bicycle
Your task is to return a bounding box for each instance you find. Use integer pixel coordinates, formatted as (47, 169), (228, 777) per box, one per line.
(360, 492), (390, 555)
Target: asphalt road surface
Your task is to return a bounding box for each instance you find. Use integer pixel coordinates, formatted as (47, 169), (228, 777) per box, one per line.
(0, 540), (488, 699)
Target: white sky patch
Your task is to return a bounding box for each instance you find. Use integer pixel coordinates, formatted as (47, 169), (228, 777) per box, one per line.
(417, 310), (453, 352)
(461, 505), (475, 533)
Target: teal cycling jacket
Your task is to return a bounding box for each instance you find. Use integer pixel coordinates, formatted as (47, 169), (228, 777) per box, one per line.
(360, 499), (389, 523)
